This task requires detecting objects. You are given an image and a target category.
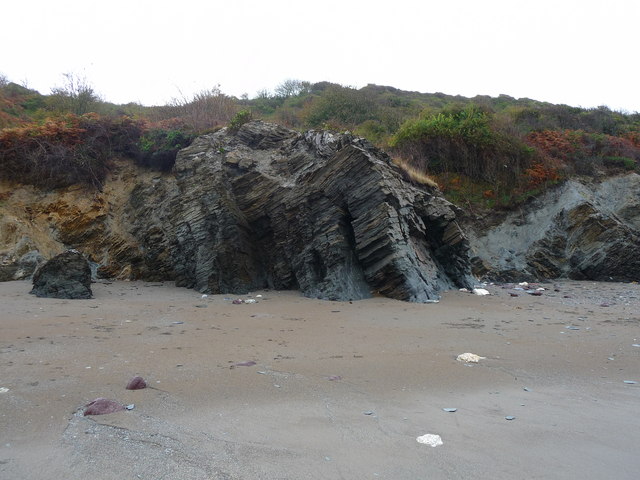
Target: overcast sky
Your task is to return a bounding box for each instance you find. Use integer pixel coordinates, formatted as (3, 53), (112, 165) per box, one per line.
(2, 0), (638, 112)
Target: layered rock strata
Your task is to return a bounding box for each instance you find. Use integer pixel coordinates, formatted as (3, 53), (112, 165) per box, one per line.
(128, 122), (473, 300)
(1, 121), (474, 302)
(468, 174), (640, 282)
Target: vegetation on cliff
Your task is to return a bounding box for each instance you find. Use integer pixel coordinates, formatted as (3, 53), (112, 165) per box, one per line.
(1, 73), (638, 206)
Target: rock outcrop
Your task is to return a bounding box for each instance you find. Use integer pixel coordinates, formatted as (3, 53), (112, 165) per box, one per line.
(126, 121), (473, 301)
(1, 121), (474, 302)
(4, 122), (639, 291)
(468, 174), (640, 282)
(30, 250), (93, 299)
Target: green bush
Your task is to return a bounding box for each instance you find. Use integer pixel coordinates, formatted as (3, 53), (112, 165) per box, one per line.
(603, 156), (636, 171)
(390, 105), (534, 184)
(304, 85), (377, 128)
(228, 109), (253, 133)
(136, 128), (195, 171)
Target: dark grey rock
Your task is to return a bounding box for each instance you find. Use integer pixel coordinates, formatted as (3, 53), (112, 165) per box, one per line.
(124, 121), (474, 301)
(0, 264), (18, 282)
(30, 250), (92, 299)
(0, 250), (45, 281)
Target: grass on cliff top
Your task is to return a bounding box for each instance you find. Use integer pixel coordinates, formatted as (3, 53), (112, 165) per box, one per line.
(391, 157), (439, 188)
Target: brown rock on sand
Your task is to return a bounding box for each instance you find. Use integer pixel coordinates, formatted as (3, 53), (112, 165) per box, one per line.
(83, 398), (125, 416)
(125, 376), (147, 390)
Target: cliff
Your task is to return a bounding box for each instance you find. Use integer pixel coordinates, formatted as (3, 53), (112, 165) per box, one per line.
(0, 121), (474, 301)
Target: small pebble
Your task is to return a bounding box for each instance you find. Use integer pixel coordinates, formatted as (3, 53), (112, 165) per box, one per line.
(233, 361), (256, 367)
(505, 416), (516, 421)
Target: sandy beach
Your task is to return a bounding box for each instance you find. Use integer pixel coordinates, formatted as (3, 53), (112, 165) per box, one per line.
(1, 279), (639, 479)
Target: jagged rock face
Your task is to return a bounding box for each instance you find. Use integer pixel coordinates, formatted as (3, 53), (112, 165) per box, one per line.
(30, 250), (92, 299)
(130, 121), (474, 301)
(1, 121), (474, 301)
(468, 175), (640, 282)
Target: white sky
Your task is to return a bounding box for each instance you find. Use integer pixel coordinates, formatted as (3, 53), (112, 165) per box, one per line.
(2, 0), (638, 112)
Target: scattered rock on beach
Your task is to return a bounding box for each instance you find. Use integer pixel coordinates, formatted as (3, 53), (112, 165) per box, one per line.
(456, 353), (486, 363)
(125, 376), (147, 390)
(417, 434), (443, 447)
(232, 361), (256, 367)
(83, 398), (125, 416)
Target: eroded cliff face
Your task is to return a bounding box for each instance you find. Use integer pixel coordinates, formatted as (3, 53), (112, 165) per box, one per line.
(467, 174), (640, 282)
(0, 121), (474, 301)
(0, 161), (162, 282)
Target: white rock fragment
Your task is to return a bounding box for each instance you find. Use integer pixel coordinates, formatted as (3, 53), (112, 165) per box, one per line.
(456, 353), (486, 363)
(472, 288), (490, 296)
(0, 387), (9, 393)
(416, 434), (443, 447)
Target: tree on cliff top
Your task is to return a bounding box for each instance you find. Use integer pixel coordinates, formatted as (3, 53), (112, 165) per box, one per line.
(47, 73), (102, 115)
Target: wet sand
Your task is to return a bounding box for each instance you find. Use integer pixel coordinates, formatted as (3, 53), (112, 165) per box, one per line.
(1, 280), (639, 479)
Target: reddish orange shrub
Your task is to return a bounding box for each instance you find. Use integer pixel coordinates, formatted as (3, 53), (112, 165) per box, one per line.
(524, 162), (560, 188)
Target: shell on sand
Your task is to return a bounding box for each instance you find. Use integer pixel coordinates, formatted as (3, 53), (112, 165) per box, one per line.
(417, 434), (443, 447)
(456, 352), (486, 363)
(84, 398), (125, 416)
(472, 288), (490, 296)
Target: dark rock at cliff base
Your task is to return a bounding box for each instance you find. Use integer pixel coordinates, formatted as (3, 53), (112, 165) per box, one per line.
(0, 250), (46, 281)
(125, 121), (474, 301)
(30, 250), (93, 299)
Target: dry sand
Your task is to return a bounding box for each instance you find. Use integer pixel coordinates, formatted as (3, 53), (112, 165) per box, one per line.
(1, 279), (639, 479)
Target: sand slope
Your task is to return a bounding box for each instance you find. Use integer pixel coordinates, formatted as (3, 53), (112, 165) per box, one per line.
(1, 280), (639, 479)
